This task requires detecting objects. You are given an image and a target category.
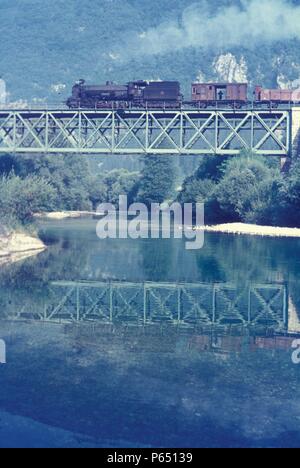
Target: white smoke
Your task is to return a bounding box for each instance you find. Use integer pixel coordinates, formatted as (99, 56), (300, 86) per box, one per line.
(119, 0), (300, 57)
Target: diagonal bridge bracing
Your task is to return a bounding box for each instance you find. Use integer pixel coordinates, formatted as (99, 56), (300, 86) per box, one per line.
(0, 109), (291, 156)
(4, 281), (288, 330)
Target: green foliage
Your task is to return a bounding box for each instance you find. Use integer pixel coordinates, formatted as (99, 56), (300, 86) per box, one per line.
(216, 157), (281, 224)
(14, 155), (141, 210)
(178, 155), (229, 223)
(0, 154), (141, 226)
(137, 155), (177, 206)
(0, 154), (16, 175)
(281, 160), (300, 206)
(177, 156), (223, 223)
(178, 152), (289, 226)
(0, 172), (56, 225)
(178, 177), (216, 204)
(102, 169), (140, 205)
(86, 176), (108, 209)
(89, 169), (140, 207)
(277, 159), (300, 226)
(13, 154), (93, 211)
(4, 147), (300, 231)
(193, 155), (228, 183)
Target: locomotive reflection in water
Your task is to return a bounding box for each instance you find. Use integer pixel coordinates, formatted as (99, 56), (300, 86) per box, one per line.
(66, 79), (300, 110)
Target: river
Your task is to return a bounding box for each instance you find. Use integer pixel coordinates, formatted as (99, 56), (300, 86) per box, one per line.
(0, 218), (300, 447)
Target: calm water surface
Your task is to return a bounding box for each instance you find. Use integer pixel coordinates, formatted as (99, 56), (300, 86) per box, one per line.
(0, 218), (300, 448)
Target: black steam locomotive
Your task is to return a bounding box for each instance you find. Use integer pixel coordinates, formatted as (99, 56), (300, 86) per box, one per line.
(66, 79), (182, 109)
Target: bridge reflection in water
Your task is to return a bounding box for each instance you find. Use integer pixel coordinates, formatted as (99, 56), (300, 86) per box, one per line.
(2, 280), (297, 355)
(4, 280), (288, 327)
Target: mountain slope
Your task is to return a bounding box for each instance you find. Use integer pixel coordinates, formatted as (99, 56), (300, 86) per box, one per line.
(1, 0), (300, 104)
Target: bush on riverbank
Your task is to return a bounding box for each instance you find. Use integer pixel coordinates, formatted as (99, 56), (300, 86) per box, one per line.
(177, 156), (228, 224)
(12, 154), (94, 211)
(178, 151), (300, 228)
(0, 155), (140, 217)
(278, 159), (300, 227)
(2, 150), (300, 230)
(215, 156), (282, 225)
(0, 173), (57, 226)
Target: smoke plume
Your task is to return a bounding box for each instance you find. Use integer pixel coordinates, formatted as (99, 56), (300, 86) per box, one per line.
(117, 0), (300, 58)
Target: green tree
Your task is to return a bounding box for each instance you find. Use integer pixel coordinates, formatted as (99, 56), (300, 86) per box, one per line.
(136, 155), (177, 206)
(278, 159), (300, 227)
(215, 156), (281, 224)
(13, 154), (93, 211)
(87, 169), (140, 207)
(0, 154), (16, 175)
(0, 173), (57, 225)
(102, 169), (140, 205)
(178, 155), (227, 203)
(177, 155), (228, 224)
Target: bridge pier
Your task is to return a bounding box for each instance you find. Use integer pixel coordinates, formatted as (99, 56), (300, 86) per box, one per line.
(292, 107), (300, 159)
(280, 156), (291, 172)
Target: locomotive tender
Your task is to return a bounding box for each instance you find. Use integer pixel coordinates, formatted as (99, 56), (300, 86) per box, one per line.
(66, 79), (300, 109)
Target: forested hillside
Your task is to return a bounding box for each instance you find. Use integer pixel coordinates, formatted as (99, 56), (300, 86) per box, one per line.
(1, 0), (300, 103)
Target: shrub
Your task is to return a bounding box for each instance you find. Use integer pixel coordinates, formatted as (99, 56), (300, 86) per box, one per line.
(0, 173), (57, 225)
(215, 156), (281, 224)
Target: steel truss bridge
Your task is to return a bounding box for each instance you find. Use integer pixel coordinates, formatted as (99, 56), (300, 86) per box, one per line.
(4, 281), (288, 330)
(0, 108), (291, 156)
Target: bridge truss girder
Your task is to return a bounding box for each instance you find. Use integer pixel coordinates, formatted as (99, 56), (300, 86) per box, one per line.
(0, 109), (290, 155)
(6, 281), (288, 329)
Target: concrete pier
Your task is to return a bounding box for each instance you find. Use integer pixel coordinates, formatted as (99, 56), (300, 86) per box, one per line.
(292, 107), (300, 158)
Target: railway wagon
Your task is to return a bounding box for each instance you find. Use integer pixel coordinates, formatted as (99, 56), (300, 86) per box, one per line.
(250, 336), (296, 351)
(191, 82), (248, 107)
(255, 85), (294, 103)
(255, 85), (300, 104)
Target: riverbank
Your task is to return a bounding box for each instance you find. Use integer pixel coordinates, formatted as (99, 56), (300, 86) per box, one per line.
(34, 211), (94, 220)
(36, 212), (300, 239)
(203, 222), (300, 238)
(0, 231), (46, 266)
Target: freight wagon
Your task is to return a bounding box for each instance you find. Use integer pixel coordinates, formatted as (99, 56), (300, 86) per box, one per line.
(191, 82), (248, 108)
(255, 85), (300, 106)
